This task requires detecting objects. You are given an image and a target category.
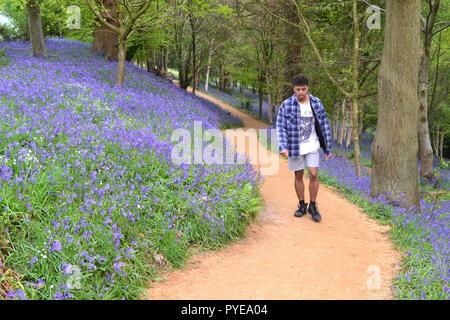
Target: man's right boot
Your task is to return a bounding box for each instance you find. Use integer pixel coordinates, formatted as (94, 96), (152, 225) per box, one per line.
(294, 201), (308, 217)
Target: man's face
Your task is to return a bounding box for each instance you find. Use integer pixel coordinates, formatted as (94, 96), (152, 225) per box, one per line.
(294, 85), (308, 101)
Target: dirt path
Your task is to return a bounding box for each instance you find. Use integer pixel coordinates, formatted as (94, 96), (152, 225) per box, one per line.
(145, 85), (401, 300)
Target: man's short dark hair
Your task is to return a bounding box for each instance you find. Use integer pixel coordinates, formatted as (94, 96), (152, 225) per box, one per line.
(293, 74), (309, 87)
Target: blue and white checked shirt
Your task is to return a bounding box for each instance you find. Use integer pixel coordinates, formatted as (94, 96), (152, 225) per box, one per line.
(276, 93), (332, 158)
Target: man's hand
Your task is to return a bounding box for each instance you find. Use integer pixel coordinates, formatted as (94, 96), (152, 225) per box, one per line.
(325, 153), (332, 160)
(280, 150), (289, 157)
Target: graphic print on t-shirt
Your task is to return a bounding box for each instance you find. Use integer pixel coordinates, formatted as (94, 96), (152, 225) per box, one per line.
(297, 99), (320, 156)
(299, 109), (314, 143)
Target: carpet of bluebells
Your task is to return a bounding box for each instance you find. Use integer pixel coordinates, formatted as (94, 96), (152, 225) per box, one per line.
(0, 38), (262, 300)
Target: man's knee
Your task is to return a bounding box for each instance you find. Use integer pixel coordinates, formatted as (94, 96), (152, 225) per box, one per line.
(308, 168), (319, 180)
(294, 170), (304, 181)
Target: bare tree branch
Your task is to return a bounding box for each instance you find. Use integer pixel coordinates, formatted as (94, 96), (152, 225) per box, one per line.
(123, 0), (153, 38)
(85, 0), (121, 33)
(421, 15), (427, 32)
(359, 0), (385, 12)
(358, 91), (377, 99)
(432, 22), (450, 37)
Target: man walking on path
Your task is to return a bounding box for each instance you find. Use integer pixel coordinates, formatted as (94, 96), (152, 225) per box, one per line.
(276, 75), (332, 222)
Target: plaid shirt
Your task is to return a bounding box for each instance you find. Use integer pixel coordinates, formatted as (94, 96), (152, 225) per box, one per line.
(276, 93), (332, 158)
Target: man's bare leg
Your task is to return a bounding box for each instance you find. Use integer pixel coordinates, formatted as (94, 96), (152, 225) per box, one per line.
(308, 167), (319, 202)
(307, 167), (322, 221)
(294, 169), (305, 202)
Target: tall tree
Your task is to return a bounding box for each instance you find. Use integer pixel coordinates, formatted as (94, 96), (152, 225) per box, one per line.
(204, 37), (214, 91)
(91, 0), (119, 61)
(371, 0), (422, 208)
(27, 0), (47, 57)
(171, 0), (191, 90)
(188, 0), (201, 93)
(428, 30), (449, 160)
(350, 0), (361, 177)
(85, 0), (153, 88)
(418, 0), (448, 178)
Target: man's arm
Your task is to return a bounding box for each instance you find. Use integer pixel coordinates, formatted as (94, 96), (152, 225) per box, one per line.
(276, 102), (288, 156)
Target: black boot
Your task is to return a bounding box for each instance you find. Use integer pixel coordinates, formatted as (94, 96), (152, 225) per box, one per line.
(294, 201), (308, 217)
(308, 202), (322, 222)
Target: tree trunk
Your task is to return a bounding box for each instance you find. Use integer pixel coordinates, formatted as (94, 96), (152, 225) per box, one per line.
(146, 49), (156, 73)
(155, 47), (162, 75)
(332, 98), (341, 140)
(371, 0), (421, 208)
(91, 0), (119, 61)
(217, 64), (223, 90)
(434, 127), (438, 158)
(439, 129), (444, 160)
(276, 80), (282, 116)
(351, 0), (362, 178)
(175, 22), (185, 89)
(27, 0), (48, 57)
(191, 29), (197, 94)
(195, 66), (200, 89)
(418, 53), (434, 177)
(429, 32), (442, 117)
(219, 68), (224, 91)
(156, 46), (168, 76)
(222, 72), (229, 92)
(176, 25), (191, 90)
(205, 38), (214, 91)
(163, 46), (168, 73)
(117, 39), (126, 88)
(183, 46), (192, 89)
(432, 124), (439, 158)
(418, 0), (440, 178)
(346, 113), (353, 149)
(338, 99), (349, 145)
(265, 66), (273, 123)
(359, 104), (365, 133)
(258, 87), (263, 119)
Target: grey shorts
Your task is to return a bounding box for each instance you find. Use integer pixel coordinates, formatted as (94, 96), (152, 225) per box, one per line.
(288, 149), (320, 171)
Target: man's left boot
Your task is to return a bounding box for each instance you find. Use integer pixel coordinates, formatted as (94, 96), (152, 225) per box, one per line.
(308, 202), (322, 222)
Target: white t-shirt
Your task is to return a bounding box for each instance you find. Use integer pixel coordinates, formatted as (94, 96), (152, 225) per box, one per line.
(297, 99), (320, 155)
